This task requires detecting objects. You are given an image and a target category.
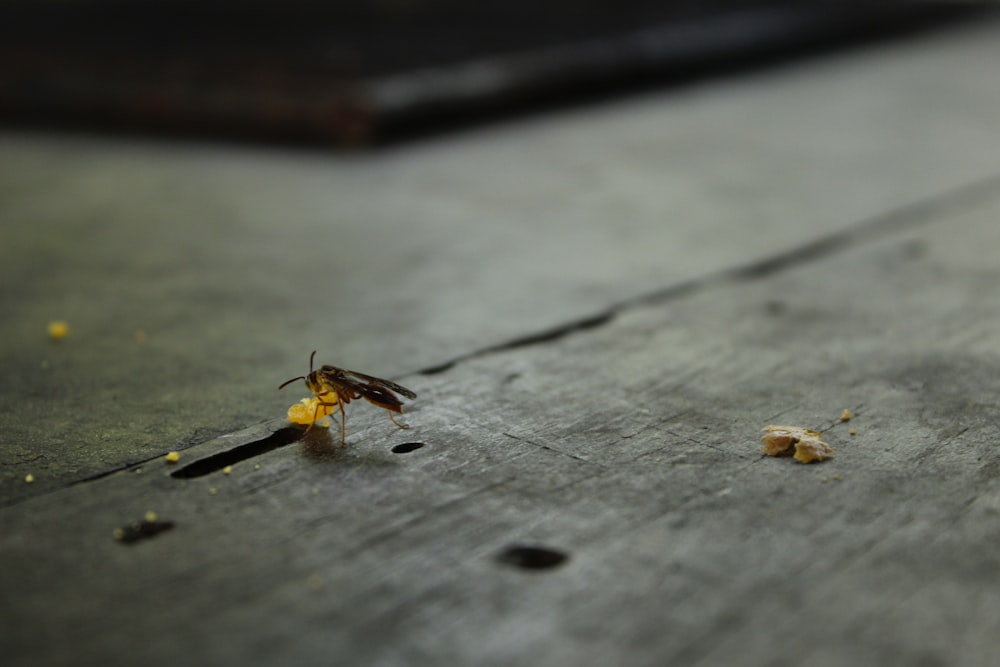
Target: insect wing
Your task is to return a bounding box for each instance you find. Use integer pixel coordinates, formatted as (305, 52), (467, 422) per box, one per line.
(320, 366), (417, 400)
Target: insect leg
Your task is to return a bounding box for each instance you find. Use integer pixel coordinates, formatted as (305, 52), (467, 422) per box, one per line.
(303, 399), (322, 435)
(338, 400), (348, 446)
(386, 410), (410, 430)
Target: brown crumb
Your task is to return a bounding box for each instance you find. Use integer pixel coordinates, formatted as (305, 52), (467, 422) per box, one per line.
(761, 425), (834, 463)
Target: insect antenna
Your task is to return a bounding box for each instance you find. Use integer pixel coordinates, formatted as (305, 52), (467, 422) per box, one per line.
(278, 375), (305, 390)
(277, 350), (319, 390)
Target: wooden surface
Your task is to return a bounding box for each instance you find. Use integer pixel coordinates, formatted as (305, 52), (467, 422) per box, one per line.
(3, 16), (1000, 667)
(5, 15), (1000, 501)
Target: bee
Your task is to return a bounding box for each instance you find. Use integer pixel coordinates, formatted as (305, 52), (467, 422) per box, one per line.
(279, 351), (417, 444)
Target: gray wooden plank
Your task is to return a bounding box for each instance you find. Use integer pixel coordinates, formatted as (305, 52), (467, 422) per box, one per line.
(3, 17), (1000, 498)
(3, 174), (999, 666)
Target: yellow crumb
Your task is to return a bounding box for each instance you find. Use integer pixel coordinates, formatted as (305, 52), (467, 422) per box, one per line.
(761, 425), (833, 463)
(223, 465), (233, 475)
(832, 474), (843, 481)
(839, 409), (852, 422)
(144, 511), (158, 523)
(793, 439), (834, 464)
(113, 528), (126, 541)
(287, 395), (337, 426)
(24, 473), (35, 483)
(849, 428), (857, 436)
(165, 451), (180, 463)
(47, 321), (69, 341)
(254, 464), (260, 470)
(209, 487), (218, 495)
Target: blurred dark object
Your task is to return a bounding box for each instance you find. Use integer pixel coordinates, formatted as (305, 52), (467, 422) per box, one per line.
(0, 1), (982, 146)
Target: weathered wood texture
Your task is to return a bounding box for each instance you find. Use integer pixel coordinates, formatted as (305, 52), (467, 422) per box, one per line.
(4, 184), (1000, 667)
(3, 16), (1000, 667)
(3, 18), (1000, 500)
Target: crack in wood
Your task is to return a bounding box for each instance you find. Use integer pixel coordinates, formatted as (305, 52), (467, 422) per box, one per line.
(170, 427), (303, 479)
(416, 171), (1000, 387)
(502, 431), (603, 467)
(417, 312), (614, 376)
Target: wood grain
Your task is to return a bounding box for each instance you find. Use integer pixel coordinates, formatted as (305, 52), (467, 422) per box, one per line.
(4, 17), (1000, 498)
(4, 182), (1000, 666)
(4, 16), (1000, 667)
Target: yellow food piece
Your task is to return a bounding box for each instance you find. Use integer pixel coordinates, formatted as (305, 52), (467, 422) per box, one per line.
(47, 321), (69, 341)
(209, 487), (218, 495)
(165, 451), (180, 463)
(287, 395), (337, 426)
(145, 511), (158, 523)
(793, 439), (834, 464)
(840, 409), (852, 422)
(849, 428), (857, 436)
(223, 466), (233, 475)
(24, 473), (35, 483)
(761, 425), (833, 463)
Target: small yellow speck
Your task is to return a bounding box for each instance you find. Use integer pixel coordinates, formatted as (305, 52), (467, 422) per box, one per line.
(165, 451), (180, 463)
(849, 428), (857, 436)
(821, 477), (829, 483)
(223, 465), (233, 475)
(25, 473), (35, 483)
(47, 321), (69, 341)
(209, 487), (218, 495)
(840, 409), (852, 422)
(145, 511), (158, 523)
(832, 474), (843, 481)
(113, 528), (126, 541)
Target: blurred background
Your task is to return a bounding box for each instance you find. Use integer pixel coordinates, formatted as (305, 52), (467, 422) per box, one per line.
(0, 0), (978, 146)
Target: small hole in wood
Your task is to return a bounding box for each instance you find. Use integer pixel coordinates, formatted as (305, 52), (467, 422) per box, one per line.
(391, 442), (424, 454)
(496, 544), (569, 570)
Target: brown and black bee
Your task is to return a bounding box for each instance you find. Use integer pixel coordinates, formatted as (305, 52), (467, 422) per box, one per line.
(279, 351), (417, 444)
